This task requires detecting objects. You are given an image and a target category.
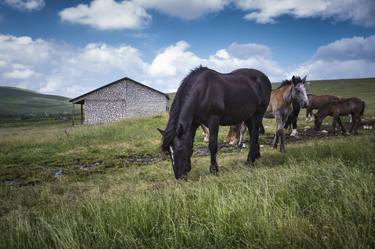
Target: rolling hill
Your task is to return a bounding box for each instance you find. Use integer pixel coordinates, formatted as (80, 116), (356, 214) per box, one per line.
(0, 86), (71, 116)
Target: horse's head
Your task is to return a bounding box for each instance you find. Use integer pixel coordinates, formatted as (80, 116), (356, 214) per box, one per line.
(291, 75), (309, 108)
(158, 125), (192, 180)
(313, 114), (322, 131)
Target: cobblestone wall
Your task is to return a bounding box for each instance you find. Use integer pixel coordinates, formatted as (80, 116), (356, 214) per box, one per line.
(83, 79), (167, 124)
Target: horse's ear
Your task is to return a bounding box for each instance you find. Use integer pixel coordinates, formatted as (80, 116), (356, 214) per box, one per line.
(292, 75), (296, 83)
(302, 75), (307, 83)
(157, 128), (164, 135)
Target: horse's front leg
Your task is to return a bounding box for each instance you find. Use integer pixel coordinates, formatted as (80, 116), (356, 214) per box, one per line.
(275, 112), (285, 153)
(332, 116), (338, 135)
(336, 117), (346, 134)
(272, 117), (279, 149)
(187, 123), (199, 172)
(207, 116), (220, 175)
(237, 122), (246, 148)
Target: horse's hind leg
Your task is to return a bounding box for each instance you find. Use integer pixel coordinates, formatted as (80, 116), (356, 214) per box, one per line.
(207, 116), (220, 174)
(272, 133), (279, 149)
(351, 115), (360, 134)
(245, 115), (261, 163)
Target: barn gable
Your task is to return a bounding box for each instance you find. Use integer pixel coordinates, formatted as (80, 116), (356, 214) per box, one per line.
(70, 77), (169, 125)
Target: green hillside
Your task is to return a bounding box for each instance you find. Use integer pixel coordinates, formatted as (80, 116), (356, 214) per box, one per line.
(0, 86), (71, 116)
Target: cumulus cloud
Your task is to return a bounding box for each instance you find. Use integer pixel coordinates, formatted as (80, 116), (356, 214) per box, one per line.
(293, 35), (375, 80)
(3, 0), (45, 11)
(4, 68), (35, 80)
(58, 0), (375, 30)
(59, 0), (151, 30)
(234, 0), (375, 27)
(135, 0), (229, 20)
(0, 34), (285, 96)
(0, 34), (147, 96)
(2, 33), (374, 97)
(145, 41), (285, 92)
(59, 0), (229, 30)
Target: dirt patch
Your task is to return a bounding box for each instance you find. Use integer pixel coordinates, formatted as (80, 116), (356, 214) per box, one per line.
(125, 155), (159, 164)
(194, 119), (375, 156)
(1, 178), (40, 187)
(79, 161), (102, 170)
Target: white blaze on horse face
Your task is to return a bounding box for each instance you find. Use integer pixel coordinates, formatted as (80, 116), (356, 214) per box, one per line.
(298, 83), (309, 106)
(169, 146), (175, 166)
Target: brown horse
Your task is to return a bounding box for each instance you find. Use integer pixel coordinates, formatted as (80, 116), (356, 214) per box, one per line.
(306, 94), (340, 121)
(200, 123), (247, 147)
(226, 122), (247, 146)
(264, 76), (309, 153)
(201, 122), (247, 147)
(314, 97), (365, 135)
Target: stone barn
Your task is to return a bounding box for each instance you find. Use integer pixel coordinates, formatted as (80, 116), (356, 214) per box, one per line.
(70, 77), (169, 125)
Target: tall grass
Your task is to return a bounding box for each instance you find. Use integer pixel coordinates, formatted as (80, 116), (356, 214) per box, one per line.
(1, 133), (374, 249)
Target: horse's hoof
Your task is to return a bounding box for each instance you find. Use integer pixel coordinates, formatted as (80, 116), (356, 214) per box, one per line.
(209, 166), (219, 175)
(176, 174), (188, 181)
(246, 160), (255, 166)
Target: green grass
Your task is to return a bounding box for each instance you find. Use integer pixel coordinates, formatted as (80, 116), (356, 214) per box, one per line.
(0, 78), (375, 249)
(0, 86), (71, 115)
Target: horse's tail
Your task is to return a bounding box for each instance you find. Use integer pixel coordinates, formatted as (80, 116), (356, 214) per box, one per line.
(360, 101), (365, 116)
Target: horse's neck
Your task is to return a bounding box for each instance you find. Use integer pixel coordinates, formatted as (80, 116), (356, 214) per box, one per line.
(281, 85), (294, 104)
(270, 85), (293, 111)
(177, 95), (196, 131)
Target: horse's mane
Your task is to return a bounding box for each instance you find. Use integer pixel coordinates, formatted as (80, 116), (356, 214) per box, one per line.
(276, 76), (302, 89)
(162, 66), (208, 151)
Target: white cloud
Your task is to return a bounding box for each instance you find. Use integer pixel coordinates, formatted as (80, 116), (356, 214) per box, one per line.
(3, 0), (45, 11)
(293, 35), (375, 80)
(0, 34), (285, 96)
(58, 0), (375, 30)
(59, 0), (151, 30)
(2, 33), (374, 98)
(58, 0), (228, 30)
(135, 0), (230, 20)
(0, 34), (147, 96)
(4, 68), (35, 79)
(234, 0), (375, 27)
(146, 41), (285, 92)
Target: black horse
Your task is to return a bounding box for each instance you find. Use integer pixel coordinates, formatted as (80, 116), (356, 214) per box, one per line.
(159, 66), (272, 179)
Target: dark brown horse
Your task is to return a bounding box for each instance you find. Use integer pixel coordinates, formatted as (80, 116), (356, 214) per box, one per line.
(306, 94), (340, 121)
(159, 66), (271, 179)
(314, 97), (365, 135)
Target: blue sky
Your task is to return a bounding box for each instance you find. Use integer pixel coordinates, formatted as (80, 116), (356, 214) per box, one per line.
(0, 0), (375, 97)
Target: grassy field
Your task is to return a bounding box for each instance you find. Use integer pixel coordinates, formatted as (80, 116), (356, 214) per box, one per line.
(0, 78), (375, 249)
(0, 86), (71, 115)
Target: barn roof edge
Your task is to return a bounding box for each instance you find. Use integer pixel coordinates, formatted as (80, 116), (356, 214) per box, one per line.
(69, 77), (169, 104)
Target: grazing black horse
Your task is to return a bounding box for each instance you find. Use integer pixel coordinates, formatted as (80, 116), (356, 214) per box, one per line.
(159, 66), (272, 179)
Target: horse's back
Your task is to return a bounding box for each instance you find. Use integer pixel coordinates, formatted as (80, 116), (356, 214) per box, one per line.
(195, 68), (271, 125)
